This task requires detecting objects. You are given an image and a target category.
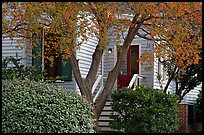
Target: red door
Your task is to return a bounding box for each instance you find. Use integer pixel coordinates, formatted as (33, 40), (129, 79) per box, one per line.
(117, 45), (139, 88)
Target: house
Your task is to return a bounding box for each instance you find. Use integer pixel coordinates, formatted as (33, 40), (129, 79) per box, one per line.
(2, 15), (201, 134)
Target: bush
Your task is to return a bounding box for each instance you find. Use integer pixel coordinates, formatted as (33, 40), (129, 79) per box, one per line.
(195, 90), (202, 123)
(110, 86), (180, 133)
(2, 79), (95, 133)
(2, 56), (42, 81)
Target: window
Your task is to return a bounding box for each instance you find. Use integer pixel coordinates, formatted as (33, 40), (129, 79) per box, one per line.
(32, 28), (72, 81)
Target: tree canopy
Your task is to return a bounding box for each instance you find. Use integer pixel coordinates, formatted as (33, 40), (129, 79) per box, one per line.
(2, 2), (202, 70)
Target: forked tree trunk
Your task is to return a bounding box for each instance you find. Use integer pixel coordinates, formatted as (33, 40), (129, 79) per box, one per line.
(69, 15), (143, 132)
(70, 53), (100, 132)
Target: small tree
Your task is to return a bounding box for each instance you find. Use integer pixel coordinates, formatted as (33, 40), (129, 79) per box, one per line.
(110, 86), (180, 133)
(158, 49), (202, 103)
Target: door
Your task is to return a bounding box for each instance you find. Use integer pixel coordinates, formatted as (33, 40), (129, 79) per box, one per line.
(117, 45), (139, 88)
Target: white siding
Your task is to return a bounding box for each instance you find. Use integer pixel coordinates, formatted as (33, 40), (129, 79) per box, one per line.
(138, 39), (154, 87)
(186, 83), (202, 104)
(103, 33), (118, 91)
(77, 37), (100, 78)
(180, 83), (202, 105)
(104, 45), (115, 78)
(76, 36), (101, 94)
(152, 56), (175, 91)
(2, 38), (26, 67)
(103, 27), (155, 89)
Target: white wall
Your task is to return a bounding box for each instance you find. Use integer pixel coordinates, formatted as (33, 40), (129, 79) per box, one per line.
(2, 37), (27, 67)
(103, 27), (155, 89)
(180, 83), (202, 105)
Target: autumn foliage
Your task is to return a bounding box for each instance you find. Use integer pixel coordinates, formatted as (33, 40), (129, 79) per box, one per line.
(2, 2), (202, 66)
(2, 2), (202, 73)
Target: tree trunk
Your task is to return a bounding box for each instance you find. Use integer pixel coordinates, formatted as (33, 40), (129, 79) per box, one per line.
(95, 48), (127, 119)
(95, 22), (143, 118)
(69, 14), (143, 132)
(92, 104), (100, 133)
(69, 54), (92, 100)
(70, 50), (101, 132)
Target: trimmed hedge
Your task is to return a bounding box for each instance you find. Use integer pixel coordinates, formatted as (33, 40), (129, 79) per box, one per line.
(2, 79), (95, 133)
(110, 86), (180, 133)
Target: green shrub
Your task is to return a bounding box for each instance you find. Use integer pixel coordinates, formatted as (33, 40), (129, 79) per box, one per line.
(2, 56), (42, 81)
(195, 90), (202, 122)
(2, 79), (95, 133)
(110, 86), (180, 133)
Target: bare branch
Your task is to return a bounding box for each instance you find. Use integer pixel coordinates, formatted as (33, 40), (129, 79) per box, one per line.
(163, 66), (177, 93)
(136, 32), (153, 41)
(139, 27), (151, 35)
(136, 14), (154, 24)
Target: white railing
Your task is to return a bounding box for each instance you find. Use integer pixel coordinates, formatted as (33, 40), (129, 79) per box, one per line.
(128, 74), (144, 89)
(93, 86), (104, 103)
(92, 75), (104, 103)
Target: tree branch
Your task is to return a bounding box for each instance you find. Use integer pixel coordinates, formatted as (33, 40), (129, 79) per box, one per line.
(69, 51), (91, 101)
(163, 66), (177, 93)
(178, 88), (191, 103)
(136, 14), (154, 24)
(136, 32), (153, 41)
(85, 2), (106, 88)
(86, 39), (104, 87)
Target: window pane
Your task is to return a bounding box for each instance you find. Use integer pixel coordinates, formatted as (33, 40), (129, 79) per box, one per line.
(60, 57), (72, 81)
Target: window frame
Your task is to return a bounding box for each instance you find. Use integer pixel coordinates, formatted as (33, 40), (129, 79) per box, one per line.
(32, 28), (72, 81)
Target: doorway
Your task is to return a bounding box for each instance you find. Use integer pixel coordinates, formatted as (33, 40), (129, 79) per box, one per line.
(117, 45), (139, 88)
